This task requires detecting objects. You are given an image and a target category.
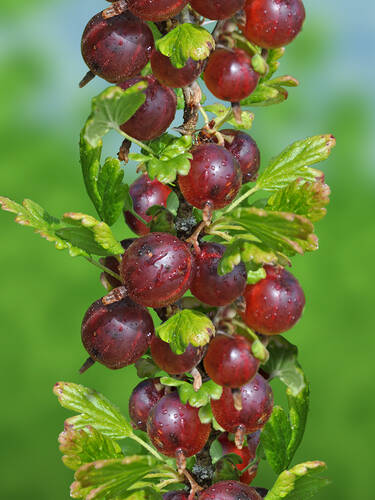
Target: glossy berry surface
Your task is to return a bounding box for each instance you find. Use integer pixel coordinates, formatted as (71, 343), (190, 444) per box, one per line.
(147, 392), (211, 458)
(129, 378), (165, 431)
(124, 174), (171, 236)
(218, 432), (260, 484)
(101, 238), (135, 288)
(204, 335), (259, 388)
(178, 144), (242, 209)
(163, 492), (188, 500)
(204, 49), (259, 102)
(81, 297), (154, 369)
(211, 374), (273, 433)
(128, 0), (189, 22)
(190, 0), (245, 20)
(151, 337), (205, 375)
(222, 130), (261, 183)
(199, 481), (262, 499)
(190, 242), (246, 306)
(244, 0), (306, 49)
(120, 232), (195, 308)
(120, 75), (177, 141)
(151, 50), (203, 88)
(242, 265), (305, 335)
(81, 11), (154, 83)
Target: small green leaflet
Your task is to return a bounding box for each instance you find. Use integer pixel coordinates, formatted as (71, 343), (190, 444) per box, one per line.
(160, 377), (222, 408)
(129, 134), (193, 184)
(256, 135), (336, 192)
(0, 198), (122, 257)
(59, 424), (123, 471)
(198, 405), (225, 430)
(53, 382), (133, 440)
(267, 178), (331, 222)
(204, 104), (254, 131)
(261, 48), (285, 82)
(71, 456), (165, 500)
(241, 83), (288, 107)
(156, 309), (214, 354)
(265, 461), (329, 500)
(156, 23), (214, 68)
(135, 357), (161, 379)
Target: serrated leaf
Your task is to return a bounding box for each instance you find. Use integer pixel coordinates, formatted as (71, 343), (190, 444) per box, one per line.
(147, 206), (176, 234)
(161, 377), (222, 408)
(267, 75), (299, 88)
(0, 197), (88, 257)
(267, 178), (330, 222)
(157, 24), (214, 68)
(59, 424), (123, 471)
(71, 456), (164, 500)
(261, 406), (292, 474)
(61, 213), (124, 256)
(174, 88), (185, 110)
(257, 135), (336, 192)
(198, 405), (225, 430)
(241, 83), (288, 107)
(134, 357), (161, 379)
(83, 84), (147, 147)
(97, 158), (129, 226)
(166, 191), (179, 216)
(261, 48), (285, 81)
(148, 155), (191, 184)
(204, 104), (254, 131)
(156, 310), (214, 354)
(53, 382), (133, 440)
(265, 461), (329, 500)
(246, 265), (267, 284)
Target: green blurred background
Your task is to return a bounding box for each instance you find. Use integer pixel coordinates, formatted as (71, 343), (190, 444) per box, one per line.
(1, 0), (374, 498)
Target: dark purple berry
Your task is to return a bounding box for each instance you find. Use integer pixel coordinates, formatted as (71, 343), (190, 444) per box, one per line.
(190, 0), (245, 20)
(150, 337), (205, 375)
(163, 491), (189, 500)
(199, 481), (262, 499)
(129, 378), (165, 431)
(151, 50), (204, 88)
(222, 130), (261, 183)
(128, 0), (189, 22)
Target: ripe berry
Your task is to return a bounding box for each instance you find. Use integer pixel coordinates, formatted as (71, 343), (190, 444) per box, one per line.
(178, 144), (242, 210)
(211, 374), (273, 434)
(242, 265), (305, 335)
(101, 239), (135, 288)
(190, 0), (245, 20)
(244, 0), (306, 49)
(147, 392), (211, 458)
(124, 174), (172, 236)
(199, 481), (262, 499)
(190, 242), (246, 306)
(218, 432), (260, 484)
(204, 49), (259, 102)
(120, 233), (195, 308)
(120, 76), (177, 141)
(81, 297), (154, 369)
(128, 0), (189, 22)
(129, 378), (165, 431)
(151, 50), (204, 88)
(81, 11), (153, 84)
(150, 337), (205, 375)
(222, 130), (260, 183)
(204, 335), (259, 388)
(163, 492), (188, 500)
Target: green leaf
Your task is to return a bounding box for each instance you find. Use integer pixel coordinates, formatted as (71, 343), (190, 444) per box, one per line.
(161, 377), (222, 408)
(261, 48), (285, 81)
(83, 84), (147, 147)
(212, 455), (241, 483)
(70, 456), (164, 500)
(53, 382), (133, 440)
(147, 206), (176, 234)
(241, 83), (288, 107)
(174, 88), (185, 110)
(97, 158), (129, 226)
(261, 406), (292, 474)
(204, 104), (254, 131)
(59, 213), (124, 256)
(147, 22), (162, 41)
(59, 424), (123, 471)
(198, 405), (225, 430)
(246, 265), (267, 284)
(156, 24), (214, 68)
(267, 75), (299, 88)
(156, 309), (214, 354)
(147, 155), (191, 184)
(265, 461), (329, 500)
(257, 135), (336, 192)
(166, 191), (179, 216)
(0, 197), (88, 257)
(267, 178), (331, 222)
(134, 357), (161, 379)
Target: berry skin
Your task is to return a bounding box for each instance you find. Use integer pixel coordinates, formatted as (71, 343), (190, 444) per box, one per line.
(147, 392), (211, 458)
(81, 11), (154, 84)
(129, 378), (165, 431)
(222, 130), (261, 183)
(199, 481), (262, 499)
(120, 233), (195, 308)
(190, 0), (245, 20)
(124, 174), (172, 236)
(101, 238), (135, 288)
(218, 432), (260, 484)
(151, 50), (204, 88)
(150, 337), (205, 375)
(178, 144), (242, 210)
(190, 242), (246, 306)
(204, 335), (259, 388)
(242, 265), (305, 335)
(128, 0), (189, 22)
(163, 492), (188, 500)
(81, 297), (154, 369)
(244, 0), (306, 49)
(120, 76), (177, 141)
(211, 374), (273, 434)
(204, 49), (259, 102)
